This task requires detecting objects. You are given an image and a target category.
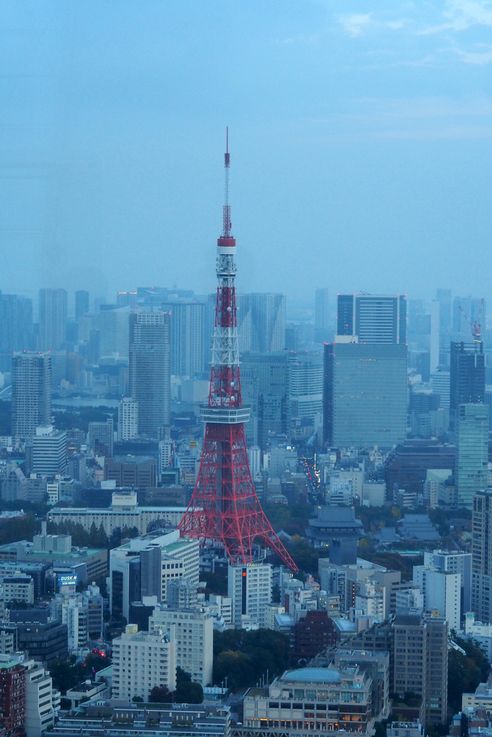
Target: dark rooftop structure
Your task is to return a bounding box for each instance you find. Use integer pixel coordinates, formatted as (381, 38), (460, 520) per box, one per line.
(306, 506), (363, 564)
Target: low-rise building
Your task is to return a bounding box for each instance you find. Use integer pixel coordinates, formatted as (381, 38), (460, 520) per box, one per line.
(243, 666), (374, 736)
(43, 702), (230, 737)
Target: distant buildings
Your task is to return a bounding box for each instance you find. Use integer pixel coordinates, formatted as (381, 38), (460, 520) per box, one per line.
(12, 352), (52, 440)
(129, 311), (171, 437)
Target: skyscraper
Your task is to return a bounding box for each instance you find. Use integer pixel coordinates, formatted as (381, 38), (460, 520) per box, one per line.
(472, 489), (492, 623)
(38, 288), (67, 351)
(287, 351), (323, 436)
(129, 311), (170, 437)
(241, 352), (288, 449)
(162, 301), (205, 377)
(337, 293), (407, 344)
(323, 342), (407, 448)
(450, 341), (485, 428)
(118, 397), (139, 441)
(238, 293), (286, 353)
(12, 352), (52, 440)
(456, 403), (489, 509)
(74, 290), (89, 321)
(314, 287), (331, 343)
(0, 292), (33, 370)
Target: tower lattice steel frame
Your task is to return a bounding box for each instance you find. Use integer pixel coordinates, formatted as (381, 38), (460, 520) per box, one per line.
(178, 132), (297, 571)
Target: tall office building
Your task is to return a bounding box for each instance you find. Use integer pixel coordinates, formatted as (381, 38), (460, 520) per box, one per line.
(87, 418), (114, 457)
(228, 562), (272, 629)
(392, 613), (448, 726)
(0, 292), (33, 370)
(238, 293), (286, 353)
(12, 352), (52, 440)
(38, 288), (67, 351)
(472, 489), (492, 623)
(314, 288), (331, 343)
(456, 403), (488, 509)
(412, 565), (461, 630)
(149, 605), (213, 686)
(323, 342), (407, 448)
(111, 624), (176, 700)
(118, 397), (139, 441)
(129, 311), (170, 437)
(74, 290), (89, 321)
(31, 425), (67, 476)
(241, 352), (288, 449)
(287, 351), (323, 434)
(337, 294), (407, 344)
(162, 301), (205, 377)
(450, 342), (485, 428)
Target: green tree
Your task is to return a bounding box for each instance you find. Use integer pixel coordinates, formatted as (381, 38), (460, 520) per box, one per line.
(448, 636), (489, 713)
(149, 685), (172, 703)
(213, 629), (290, 690)
(175, 667), (203, 703)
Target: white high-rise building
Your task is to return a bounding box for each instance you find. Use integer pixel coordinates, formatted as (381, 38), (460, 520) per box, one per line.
(423, 550), (472, 612)
(149, 605), (213, 686)
(413, 565), (461, 630)
(118, 397), (139, 441)
(112, 624), (176, 701)
(24, 657), (59, 737)
(31, 425), (67, 476)
(228, 562), (272, 629)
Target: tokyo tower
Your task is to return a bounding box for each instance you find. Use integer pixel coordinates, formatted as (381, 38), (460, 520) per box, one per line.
(178, 132), (297, 571)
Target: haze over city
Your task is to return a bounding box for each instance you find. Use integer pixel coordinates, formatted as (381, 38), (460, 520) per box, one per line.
(2, 0), (492, 302)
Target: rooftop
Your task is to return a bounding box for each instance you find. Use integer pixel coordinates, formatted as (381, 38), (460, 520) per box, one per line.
(280, 667), (341, 684)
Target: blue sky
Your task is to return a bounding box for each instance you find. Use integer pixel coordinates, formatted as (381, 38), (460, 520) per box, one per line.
(1, 0), (492, 305)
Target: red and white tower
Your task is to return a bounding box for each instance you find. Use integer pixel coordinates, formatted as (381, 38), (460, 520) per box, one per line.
(178, 132), (297, 571)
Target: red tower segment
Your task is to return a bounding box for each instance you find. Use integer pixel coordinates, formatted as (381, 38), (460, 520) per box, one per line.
(178, 133), (297, 571)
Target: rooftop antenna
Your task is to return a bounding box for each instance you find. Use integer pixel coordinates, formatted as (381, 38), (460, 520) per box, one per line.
(223, 127), (232, 237)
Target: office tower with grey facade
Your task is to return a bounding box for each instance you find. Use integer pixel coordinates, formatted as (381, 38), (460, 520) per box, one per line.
(162, 301), (205, 377)
(456, 403), (489, 509)
(129, 311), (170, 437)
(472, 489), (492, 624)
(238, 293), (285, 353)
(38, 288), (67, 351)
(337, 293), (407, 344)
(12, 352), (52, 440)
(323, 342), (407, 448)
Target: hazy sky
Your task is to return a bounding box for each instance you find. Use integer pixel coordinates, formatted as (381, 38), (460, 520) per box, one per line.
(2, 0), (492, 306)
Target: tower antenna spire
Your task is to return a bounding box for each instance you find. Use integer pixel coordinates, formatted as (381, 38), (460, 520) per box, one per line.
(223, 127), (231, 237)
